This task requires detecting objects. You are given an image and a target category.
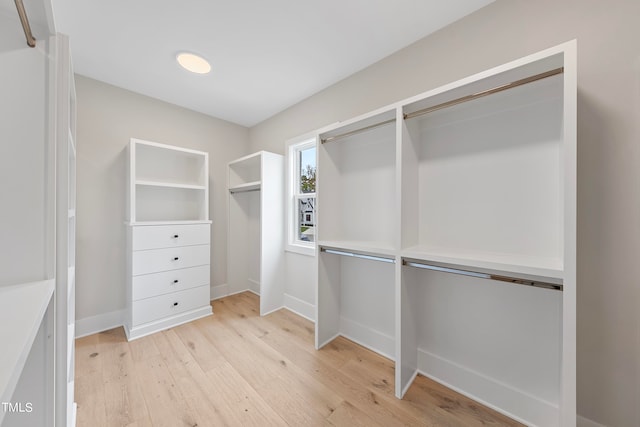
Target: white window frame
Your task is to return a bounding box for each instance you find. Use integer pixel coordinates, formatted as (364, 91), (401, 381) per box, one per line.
(285, 135), (317, 256)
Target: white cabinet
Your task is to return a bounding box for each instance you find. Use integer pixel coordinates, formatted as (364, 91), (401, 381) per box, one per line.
(125, 139), (212, 341)
(316, 41), (576, 426)
(227, 151), (285, 315)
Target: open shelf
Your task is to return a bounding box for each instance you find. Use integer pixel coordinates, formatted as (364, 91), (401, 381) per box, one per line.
(318, 108), (398, 249)
(0, 280), (54, 405)
(135, 185), (208, 222)
(401, 56), (564, 268)
(134, 140), (207, 187)
(227, 151), (285, 315)
(228, 152), (262, 188)
(129, 139), (209, 223)
(400, 262), (562, 426)
(317, 247), (395, 359)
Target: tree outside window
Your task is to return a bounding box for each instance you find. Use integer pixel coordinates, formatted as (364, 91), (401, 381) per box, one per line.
(296, 146), (316, 243)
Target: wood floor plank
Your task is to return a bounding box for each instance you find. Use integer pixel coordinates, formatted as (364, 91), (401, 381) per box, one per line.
(133, 354), (199, 427)
(76, 292), (524, 427)
(98, 329), (150, 426)
(205, 362), (288, 426)
(152, 329), (243, 426)
(325, 400), (385, 427)
(75, 334), (107, 427)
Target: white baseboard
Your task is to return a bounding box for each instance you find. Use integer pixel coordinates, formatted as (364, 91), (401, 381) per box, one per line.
(417, 348), (556, 427)
(211, 283), (229, 300)
(124, 306), (212, 341)
(283, 293), (315, 322)
(577, 415), (607, 427)
(248, 278), (260, 295)
(340, 316), (395, 361)
(75, 309), (125, 338)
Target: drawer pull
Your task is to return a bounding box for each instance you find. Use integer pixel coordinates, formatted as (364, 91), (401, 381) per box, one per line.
(173, 257), (179, 261)
(173, 234), (179, 238)
(173, 279), (179, 284)
(173, 302), (179, 307)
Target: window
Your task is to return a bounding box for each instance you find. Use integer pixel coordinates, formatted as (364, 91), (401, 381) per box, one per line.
(287, 137), (316, 255)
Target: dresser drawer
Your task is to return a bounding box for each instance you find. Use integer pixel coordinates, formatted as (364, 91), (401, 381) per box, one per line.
(132, 245), (209, 276)
(131, 285), (210, 326)
(132, 224), (210, 251)
(132, 265), (209, 301)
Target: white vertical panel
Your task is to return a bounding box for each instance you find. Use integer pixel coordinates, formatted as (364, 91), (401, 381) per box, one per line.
(259, 152), (285, 315)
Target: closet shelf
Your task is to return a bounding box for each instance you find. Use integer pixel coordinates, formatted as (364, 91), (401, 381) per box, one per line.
(229, 181), (261, 193)
(135, 179), (205, 190)
(0, 280), (54, 403)
(318, 240), (397, 258)
(401, 245), (563, 283)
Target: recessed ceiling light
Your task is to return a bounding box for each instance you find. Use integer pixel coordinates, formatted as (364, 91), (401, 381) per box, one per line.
(176, 52), (211, 74)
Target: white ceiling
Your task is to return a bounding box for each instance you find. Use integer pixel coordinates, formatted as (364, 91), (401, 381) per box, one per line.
(48, 0), (493, 127)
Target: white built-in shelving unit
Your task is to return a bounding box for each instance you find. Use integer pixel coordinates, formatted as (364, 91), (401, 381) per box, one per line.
(125, 139), (212, 340)
(0, 4), (77, 423)
(227, 151), (285, 315)
(316, 41), (576, 426)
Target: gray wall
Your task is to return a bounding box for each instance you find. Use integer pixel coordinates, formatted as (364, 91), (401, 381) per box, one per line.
(75, 75), (249, 329)
(248, 1), (640, 426)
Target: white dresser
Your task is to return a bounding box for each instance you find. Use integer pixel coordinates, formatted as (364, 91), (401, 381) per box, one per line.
(125, 139), (212, 340)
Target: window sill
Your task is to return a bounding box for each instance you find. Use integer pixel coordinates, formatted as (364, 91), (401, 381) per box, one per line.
(285, 243), (316, 257)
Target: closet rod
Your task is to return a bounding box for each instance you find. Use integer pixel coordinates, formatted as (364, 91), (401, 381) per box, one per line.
(320, 118), (395, 144)
(14, 0), (36, 48)
(320, 247), (395, 264)
(404, 67), (564, 121)
(229, 188), (261, 194)
(402, 260), (562, 291)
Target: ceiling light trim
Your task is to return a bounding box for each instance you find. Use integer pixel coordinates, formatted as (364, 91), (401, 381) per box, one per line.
(176, 52), (211, 74)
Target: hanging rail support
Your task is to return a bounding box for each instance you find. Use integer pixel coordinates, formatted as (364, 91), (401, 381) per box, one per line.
(14, 0), (36, 48)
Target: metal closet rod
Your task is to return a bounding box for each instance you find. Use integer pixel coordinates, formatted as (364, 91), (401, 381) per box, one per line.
(320, 118), (396, 144)
(402, 259), (562, 291)
(319, 67), (563, 144)
(229, 188), (260, 194)
(404, 67), (564, 120)
(14, 0), (36, 48)
(320, 247), (395, 264)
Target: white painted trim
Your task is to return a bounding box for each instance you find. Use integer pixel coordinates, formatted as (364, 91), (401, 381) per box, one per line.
(248, 278), (260, 295)
(577, 415), (608, 427)
(210, 283), (229, 300)
(340, 316), (395, 361)
(316, 332), (340, 350)
(283, 293), (315, 322)
(75, 309), (125, 338)
(285, 135), (318, 255)
(124, 306), (212, 341)
(416, 348), (557, 427)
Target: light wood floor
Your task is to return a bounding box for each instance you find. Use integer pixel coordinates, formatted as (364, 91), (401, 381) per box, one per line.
(75, 292), (523, 426)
